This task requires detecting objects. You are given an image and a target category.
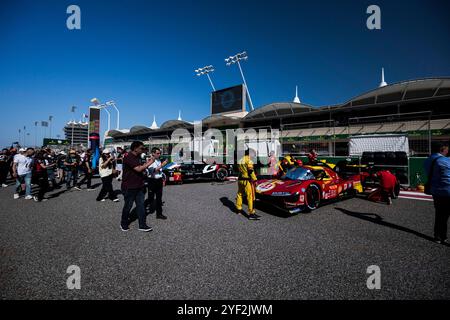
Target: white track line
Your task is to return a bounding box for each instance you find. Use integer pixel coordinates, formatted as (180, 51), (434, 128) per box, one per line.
(398, 195), (434, 202)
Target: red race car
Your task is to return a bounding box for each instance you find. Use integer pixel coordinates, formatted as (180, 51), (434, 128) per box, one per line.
(255, 164), (363, 214)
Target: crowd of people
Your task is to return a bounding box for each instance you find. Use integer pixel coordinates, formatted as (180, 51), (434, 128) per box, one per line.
(0, 143), (170, 233)
(0, 146), (129, 203)
(1, 141), (448, 244)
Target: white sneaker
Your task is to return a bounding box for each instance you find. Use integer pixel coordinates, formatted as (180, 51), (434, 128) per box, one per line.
(24, 195), (33, 200)
(2, 184), (8, 188)
(113, 198), (120, 202)
(101, 199), (106, 202)
(33, 196), (48, 202)
(13, 193), (19, 199)
(74, 187), (82, 191)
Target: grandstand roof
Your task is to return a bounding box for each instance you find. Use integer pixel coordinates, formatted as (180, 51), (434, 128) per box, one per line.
(159, 120), (193, 131)
(343, 77), (450, 108)
(244, 102), (315, 120)
(107, 129), (130, 138)
(202, 114), (242, 126)
(129, 125), (154, 135)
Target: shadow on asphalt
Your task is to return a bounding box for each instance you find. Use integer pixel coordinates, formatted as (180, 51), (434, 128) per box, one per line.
(46, 189), (70, 199)
(219, 197), (248, 218)
(89, 183), (103, 189)
(219, 196), (291, 219)
(334, 207), (448, 246)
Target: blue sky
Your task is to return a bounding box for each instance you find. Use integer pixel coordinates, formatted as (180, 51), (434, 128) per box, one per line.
(1, 0), (450, 147)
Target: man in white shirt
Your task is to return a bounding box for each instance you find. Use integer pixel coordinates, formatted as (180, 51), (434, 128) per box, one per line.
(146, 147), (168, 219)
(13, 148), (34, 199)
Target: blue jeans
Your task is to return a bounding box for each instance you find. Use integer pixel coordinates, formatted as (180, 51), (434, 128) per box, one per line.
(15, 172), (32, 196)
(121, 188), (147, 228)
(66, 170), (78, 188)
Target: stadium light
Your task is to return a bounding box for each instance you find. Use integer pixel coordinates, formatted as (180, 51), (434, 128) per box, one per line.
(195, 65), (216, 91)
(105, 100), (120, 130)
(224, 51), (254, 111)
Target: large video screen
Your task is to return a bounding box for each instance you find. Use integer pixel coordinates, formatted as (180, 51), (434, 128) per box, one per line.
(211, 84), (246, 115)
(88, 107), (100, 135)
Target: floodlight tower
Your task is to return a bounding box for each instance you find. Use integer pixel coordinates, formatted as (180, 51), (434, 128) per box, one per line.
(195, 65), (216, 91)
(225, 51), (254, 111)
(105, 100), (120, 130)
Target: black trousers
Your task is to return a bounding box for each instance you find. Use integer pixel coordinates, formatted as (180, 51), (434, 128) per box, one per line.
(96, 175), (117, 201)
(36, 173), (49, 201)
(147, 178), (164, 215)
(121, 188), (146, 228)
(77, 170), (92, 188)
(0, 162), (8, 184)
(433, 196), (450, 241)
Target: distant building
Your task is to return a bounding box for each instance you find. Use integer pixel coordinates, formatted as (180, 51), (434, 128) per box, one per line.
(64, 121), (88, 147)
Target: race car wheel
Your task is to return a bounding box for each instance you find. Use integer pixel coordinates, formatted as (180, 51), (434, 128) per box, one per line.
(215, 168), (229, 181)
(305, 184), (321, 211)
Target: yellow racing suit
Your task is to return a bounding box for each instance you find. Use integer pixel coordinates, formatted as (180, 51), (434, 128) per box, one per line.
(236, 155), (257, 214)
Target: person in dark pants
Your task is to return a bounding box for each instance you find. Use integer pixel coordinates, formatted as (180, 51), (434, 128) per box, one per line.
(145, 147), (168, 219)
(56, 151), (67, 186)
(33, 151), (49, 202)
(78, 149), (94, 190)
(44, 149), (59, 190)
(120, 141), (155, 232)
(64, 150), (81, 190)
(7, 148), (17, 181)
(96, 149), (119, 202)
(424, 142), (450, 245)
(0, 149), (9, 187)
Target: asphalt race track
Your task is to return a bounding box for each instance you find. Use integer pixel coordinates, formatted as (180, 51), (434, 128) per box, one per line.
(0, 178), (449, 300)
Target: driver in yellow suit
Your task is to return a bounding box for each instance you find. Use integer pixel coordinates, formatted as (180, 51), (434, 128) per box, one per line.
(236, 149), (260, 220)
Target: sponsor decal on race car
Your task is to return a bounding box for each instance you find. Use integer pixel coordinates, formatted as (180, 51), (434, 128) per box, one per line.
(271, 192), (292, 196)
(202, 165), (218, 174)
(256, 180), (283, 193)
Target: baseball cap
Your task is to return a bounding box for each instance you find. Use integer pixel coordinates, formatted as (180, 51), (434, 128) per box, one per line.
(19, 148), (26, 152)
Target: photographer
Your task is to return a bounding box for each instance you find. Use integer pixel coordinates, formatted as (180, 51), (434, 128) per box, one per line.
(0, 149), (9, 187)
(33, 150), (50, 202)
(77, 149), (94, 190)
(64, 150), (81, 190)
(120, 141), (155, 232)
(96, 149), (119, 202)
(146, 147), (168, 219)
(116, 147), (124, 181)
(44, 148), (59, 190)
(56, 151), (67, 186)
